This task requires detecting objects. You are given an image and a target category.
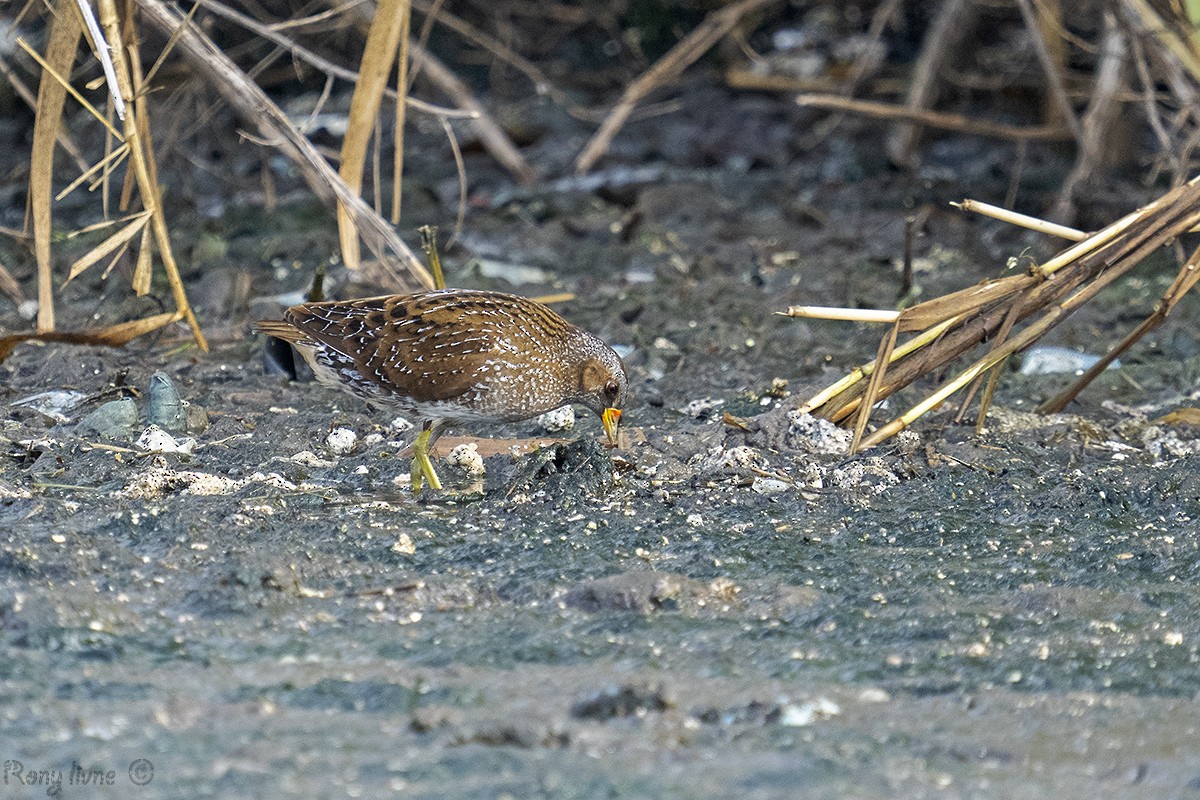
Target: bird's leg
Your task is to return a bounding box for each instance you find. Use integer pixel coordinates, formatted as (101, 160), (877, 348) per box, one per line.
(410, 420), (443, 493)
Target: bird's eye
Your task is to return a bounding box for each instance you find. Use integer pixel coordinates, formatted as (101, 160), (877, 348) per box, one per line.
(604, 379), (620, 398)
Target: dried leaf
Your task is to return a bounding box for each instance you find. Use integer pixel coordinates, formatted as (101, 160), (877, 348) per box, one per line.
(1153, 408), (1200, 426)
(0, 311), (181, 363)
(63, 210), (152, 284)
(132, 219), (153, 295)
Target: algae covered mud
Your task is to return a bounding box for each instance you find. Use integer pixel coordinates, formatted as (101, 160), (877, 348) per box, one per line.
(5, 307), (1200, 798)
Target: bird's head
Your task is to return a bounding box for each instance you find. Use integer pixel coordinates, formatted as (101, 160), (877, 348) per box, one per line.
(577, 345), (628, 445)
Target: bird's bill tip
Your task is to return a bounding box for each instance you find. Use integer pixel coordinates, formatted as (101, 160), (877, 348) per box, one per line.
(601, 407), (622, 444)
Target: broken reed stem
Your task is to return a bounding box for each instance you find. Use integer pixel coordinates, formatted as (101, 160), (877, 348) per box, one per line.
(1040, 243), (1200, 413)
(851, 321), (899, 451)
(806, 175), (1200, 440)
(798, 314), (964, 414)
(860, 307), (1064, 449)
(390, 0), (410, 224)
(418, 224), (445, 290)
(858, 201), (1200, 448)
(97, 0), (207, 350)
(952, 199), (1086, 240)
(780, 306), (901, 323)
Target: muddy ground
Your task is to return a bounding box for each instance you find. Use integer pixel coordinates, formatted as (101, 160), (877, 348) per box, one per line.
(5, 74), (1200, 799)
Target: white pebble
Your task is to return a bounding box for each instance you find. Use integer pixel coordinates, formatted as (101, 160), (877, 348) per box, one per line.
(786, 411), (852, 454)
(777, 697), (841, 727)
(751, 477), (790, 494)
(686, 513), (704, 527)
(363, 433), (384, 447)
(722, 445), (759, 469)
(447, 442), (485, 476)
(536, 405), (575, 432)
(388, 416), (414, 434)
(326, 427), (357, 455)
(290, 450), (334, 467)
(135, 425), (195, 455)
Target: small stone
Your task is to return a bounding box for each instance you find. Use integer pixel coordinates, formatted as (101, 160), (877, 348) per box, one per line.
(136, 425), (195, 454)
(13, 390), (87, 423)
(291, 450), (334, 468)
(446, 442), (485, 476)
(722, 446), (759, 469)
(185, 401), (210, 435)
(536, 405), (575, 433)
(751, 477), (790, 494)
(774, 697), (840, 727)
(786, 411), (852, 454)
(326, 427), (358, 455)
(388, 417), (414, 434)
(79, 398), (138, 440)
(392, 533), (416, 555)
(147, 372), (186, 433)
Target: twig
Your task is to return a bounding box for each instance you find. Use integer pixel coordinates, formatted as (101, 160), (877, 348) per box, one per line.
(410, 42), (536, 184)
(799, 94), (1073, 142)
(437, 115), (467, 247)
(410, 0), (574, 109)
(73, 0), (126, 119)
(191, 0), (474, 118)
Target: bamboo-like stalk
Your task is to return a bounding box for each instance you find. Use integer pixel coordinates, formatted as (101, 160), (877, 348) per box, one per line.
(97, 0), (207, 350)
(337, 0), (408, 271)
(390, 0), (410, 224)
(24, 2), (85, 334)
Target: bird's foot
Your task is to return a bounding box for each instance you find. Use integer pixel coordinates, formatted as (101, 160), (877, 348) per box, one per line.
(410, 425), (443, 493)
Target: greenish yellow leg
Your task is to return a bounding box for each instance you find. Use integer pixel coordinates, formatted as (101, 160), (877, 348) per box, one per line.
(410, 424), (442, 493)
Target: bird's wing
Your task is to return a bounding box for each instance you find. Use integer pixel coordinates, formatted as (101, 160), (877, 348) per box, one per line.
(282, 292), (511, 402)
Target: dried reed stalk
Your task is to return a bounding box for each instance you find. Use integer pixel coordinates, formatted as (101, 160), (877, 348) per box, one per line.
(799, 174), (1200, 450)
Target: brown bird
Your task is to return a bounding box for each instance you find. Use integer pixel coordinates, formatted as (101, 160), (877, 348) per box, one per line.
(257, 289), (628, 490)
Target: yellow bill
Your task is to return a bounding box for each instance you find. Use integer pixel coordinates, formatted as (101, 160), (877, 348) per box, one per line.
(601, 407), (622, 445)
